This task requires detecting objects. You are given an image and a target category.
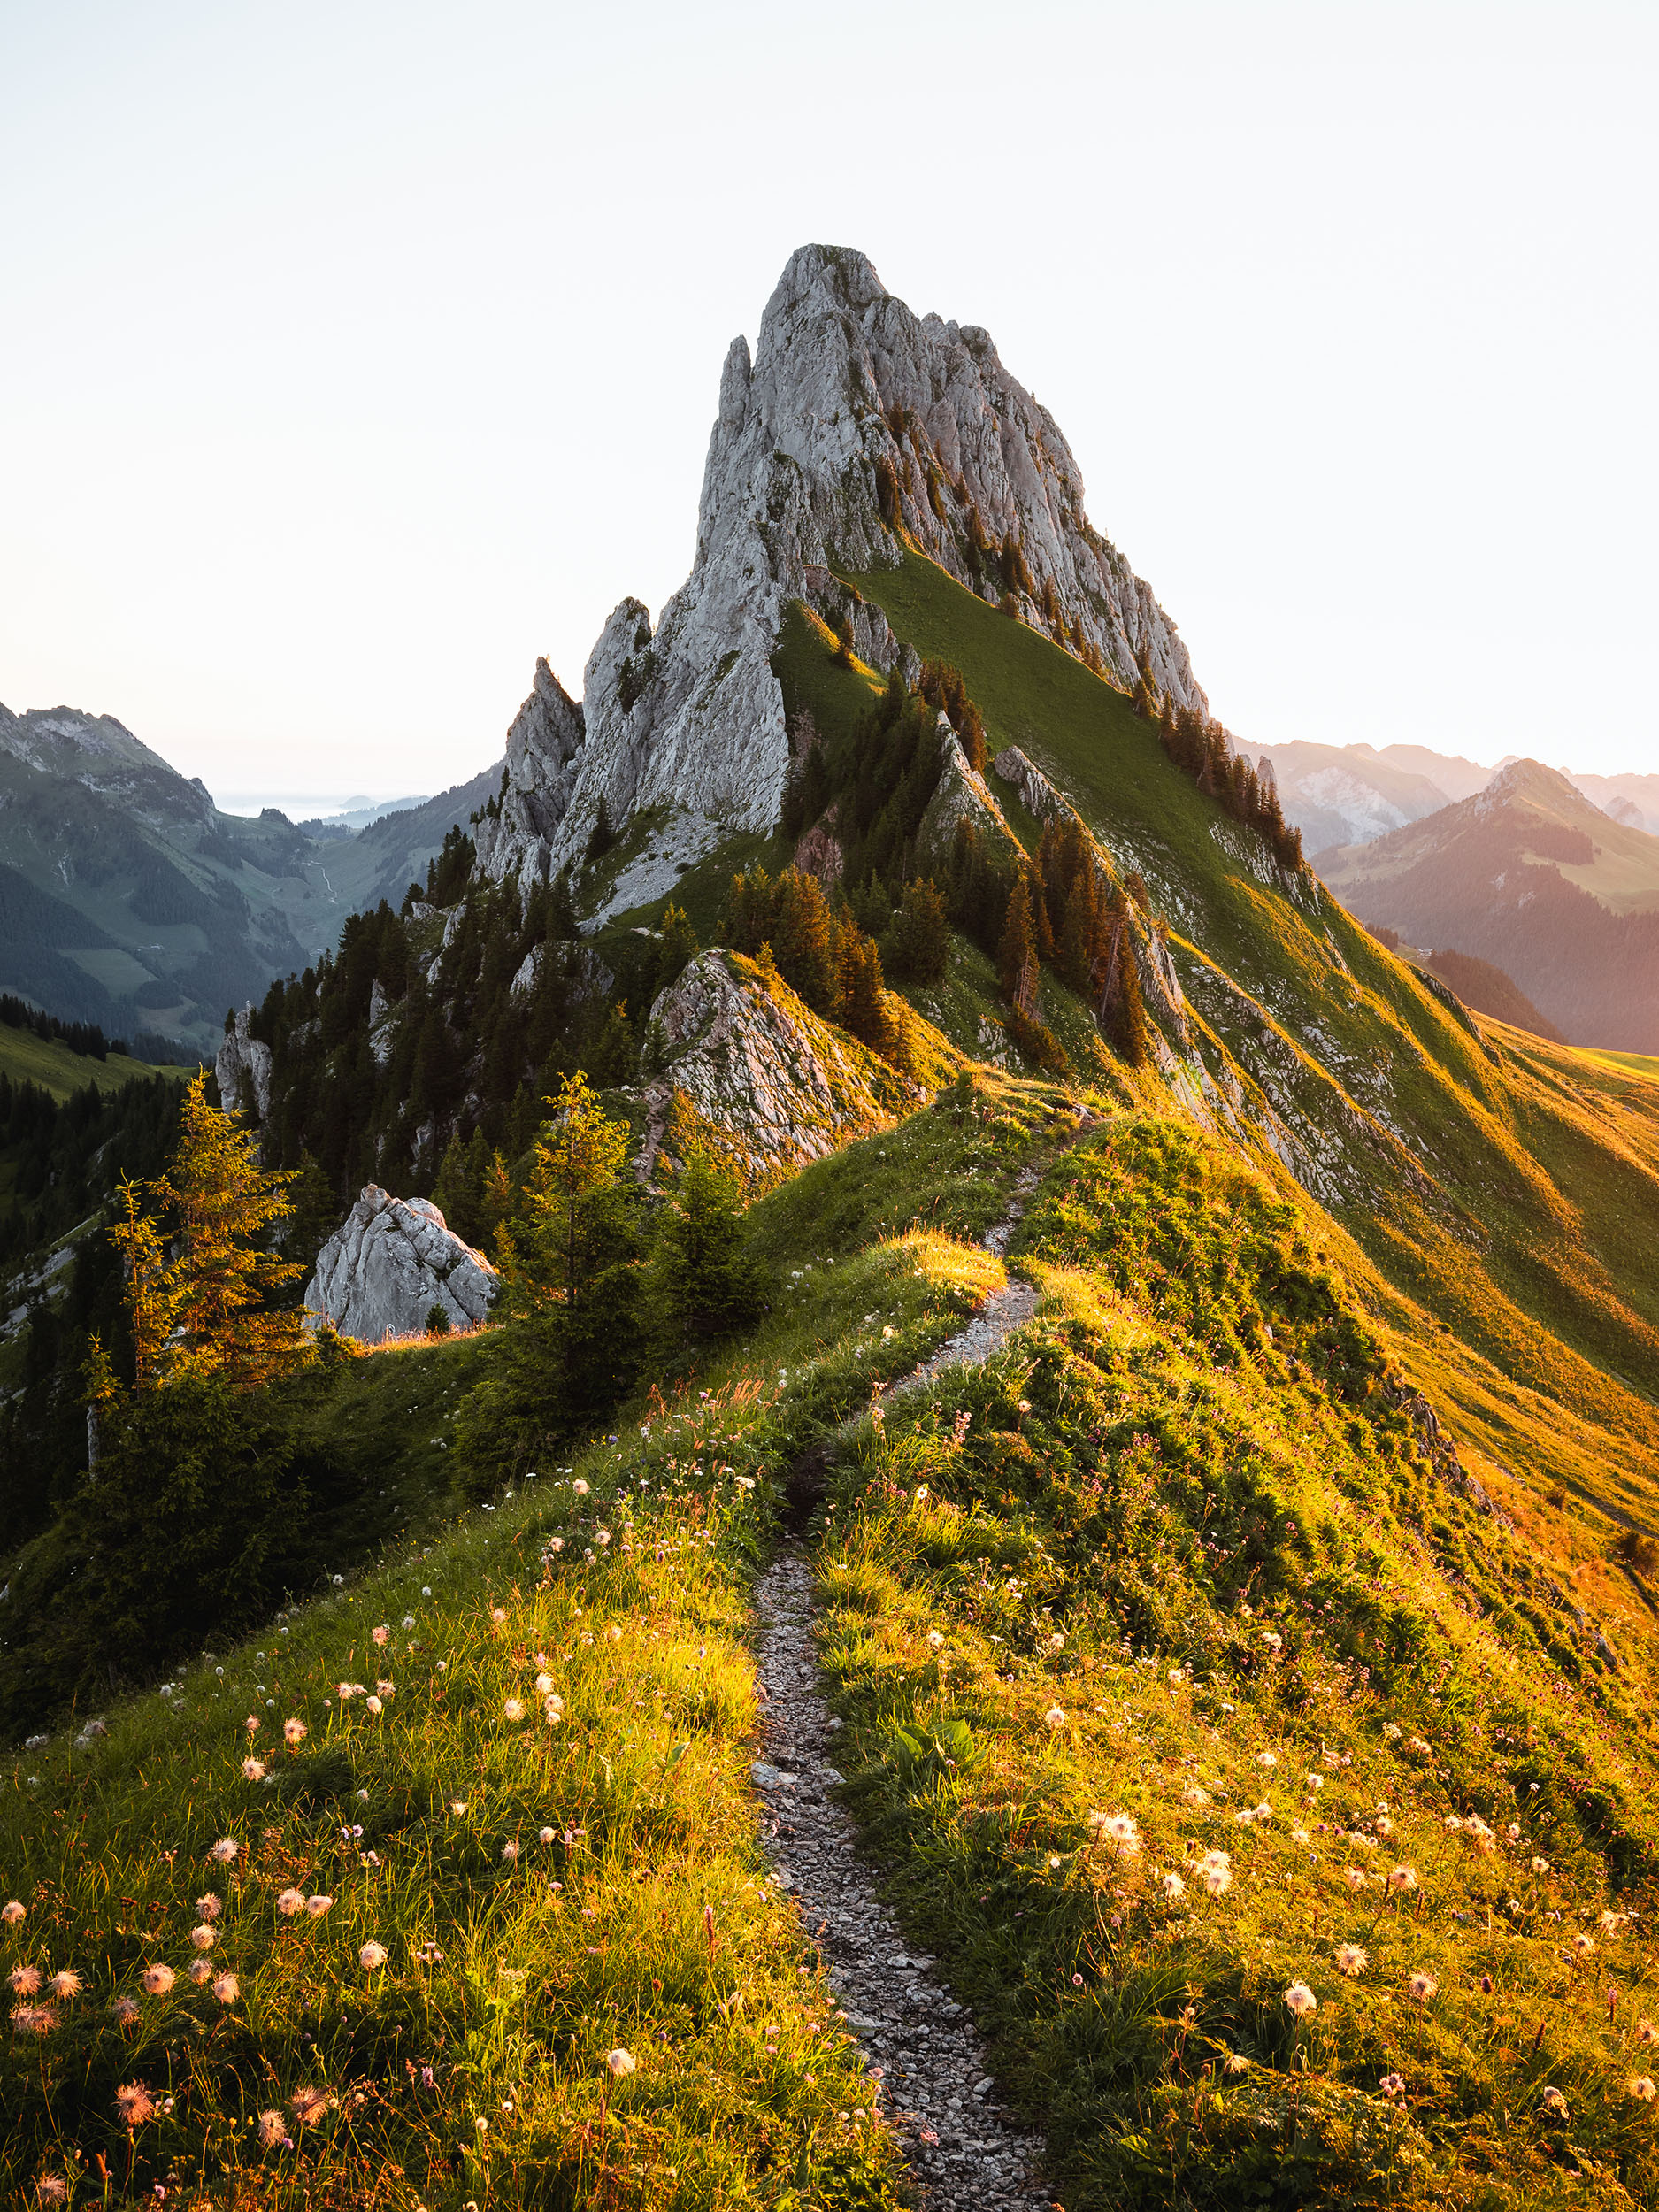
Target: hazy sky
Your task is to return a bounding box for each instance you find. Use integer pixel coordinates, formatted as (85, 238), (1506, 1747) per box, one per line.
(2, 0), (1655, 812)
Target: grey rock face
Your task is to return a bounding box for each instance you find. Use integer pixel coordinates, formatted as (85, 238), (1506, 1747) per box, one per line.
(479, 243), (1205, 911)
(304, 1186), (498, 1343)
(472, 657), (585, 891)
(640, 949), (903, 1185)
(215, 1004), (273, 1122)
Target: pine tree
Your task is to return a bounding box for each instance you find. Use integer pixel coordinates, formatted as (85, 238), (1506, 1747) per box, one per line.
(585, 793), (616, 864)
(102, 1073), (307, 1395)
(656, 903), (700, 997)
(770, 868), (839, 1016)
(649, 1141), (764, 1350)
(884, 878), (949, 983)
(998, 872), (1041, 1018)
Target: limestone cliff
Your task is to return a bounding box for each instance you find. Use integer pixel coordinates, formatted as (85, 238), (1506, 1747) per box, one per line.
(474, 245), (1204, 910)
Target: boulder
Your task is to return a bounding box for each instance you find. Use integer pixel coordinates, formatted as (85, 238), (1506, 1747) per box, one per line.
(304, 1187), (498, 1343)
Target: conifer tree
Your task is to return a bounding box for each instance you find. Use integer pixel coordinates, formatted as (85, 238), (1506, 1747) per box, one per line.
(998, 872), (1041, 1018)
(649, 1128), (764, 1349)
(101, 1073), (308, 1396)
(885, 878), (949, 983)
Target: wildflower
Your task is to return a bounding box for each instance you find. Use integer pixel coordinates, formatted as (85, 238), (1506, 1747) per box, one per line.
(111, 1994), (141, 2024)
(1601, 1910), (1624, 1934)
(1631, 2077), (1658, 2102)
(12, 2006), (57, 2036)
(142, 1964), (175, 1995)
(1292, 1825), (1311, 1845)
(1342, 1866), (1367, 1892)
(190, 1925), (216, 1952)
(1508, 1821), (1522, 1840)
(256, 2109), (287, 2147)
(1224, 2051), (1250, 2074)
(46, 1970), (81, 2001)
(492, 1606), (507, 1623)
(1043, 1708), (1066, 1732)
(1334, 1944), (1367, 1977)
(194, 1890), (220, 1918)
(188, 1960), (212, 1985)
(1256, 1752), (1276, 1770)
(572, 1479), (589, 1497)
(305, 1895), (333, 1917)
(926, 1632), (944, 1650)
(114, 2081), (157, 2126)
(283, 1719), (307, 1747)
(604, 2047), (637, 2077)
(8, 1966), (41, 1995)
(33, 2174), (68, 2203)
(1379, 2072), (1406, 2099)
(1284, 1983), (1317, 2018)
(289, 2085), (329, 2127)
(242, 1757), (266, 1782)
(1531, 1856), (1549, 1874)
(1407, 1970), (1437, 2001)
(1182, 1786), (1211, 1807)
(275, 1887), (306, 1917)
(539, 1826), (556, 1845)
(502, 1839), (519, 1864)
(245, 1714), (260, 1733)
(212, 1972), (239, 2004)
(1572, 1933), (1595, 1958)
(1388, 1864), (1418, 1894)
(545, 1699), (564, 1724)
(1540, 2085), (1570, 2119)
(1049, 1631), (1065, 1651)
(1196, 1849), (1233, 1897)
(1640, 2019), (1659, 2046)
(449, 1801), (468, 1817)
(1163, 1871), (1186, 1902)
(1252, 1801), (1272, 1824)
(1383, 1722), (1401, 1740)
(372, 1625), (389, 1646)
(1089, 1811), (1141, 1855)
(1168, 1668), (1184, 1686)
(359, 1941), (388, 1971)
(1, 1902), (23, 1925)
(535, 1671), (555, 1694)
(365, 1696), (383, 1715)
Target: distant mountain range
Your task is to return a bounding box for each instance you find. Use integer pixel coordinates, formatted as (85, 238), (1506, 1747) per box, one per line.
(0, 702), (497, 1049)
(1261, 738), (1659, 851)
(1316, 757), (1659, 1049)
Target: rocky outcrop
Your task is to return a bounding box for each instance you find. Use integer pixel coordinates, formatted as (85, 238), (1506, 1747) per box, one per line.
(304, 1187), (498, 1343)
(640, 950), (906, 1187)
(475, 244), (1205, 913)
(472, 659), (585, 891)
(215, 1004), (273, 1122)
(914, 726), (1020, 871)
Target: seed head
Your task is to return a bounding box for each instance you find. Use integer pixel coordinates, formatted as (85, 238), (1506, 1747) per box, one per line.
(113, 2081), (156, 2126)
(1284, 1982), (1317, 2018)
(142, 1964), (175, 1995)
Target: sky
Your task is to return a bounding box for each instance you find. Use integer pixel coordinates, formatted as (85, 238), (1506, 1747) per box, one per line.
(1, 0), (1655, 814)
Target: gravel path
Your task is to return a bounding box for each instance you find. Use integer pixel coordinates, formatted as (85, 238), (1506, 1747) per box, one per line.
(752, 1149), (1088, 2208)
(753, 1547), (1056, 2211)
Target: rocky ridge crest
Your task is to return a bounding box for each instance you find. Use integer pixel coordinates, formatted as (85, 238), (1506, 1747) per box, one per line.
(474, 245), (1203, 912)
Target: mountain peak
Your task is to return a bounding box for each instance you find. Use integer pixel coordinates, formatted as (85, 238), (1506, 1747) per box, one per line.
(476, 244), (1203, 912)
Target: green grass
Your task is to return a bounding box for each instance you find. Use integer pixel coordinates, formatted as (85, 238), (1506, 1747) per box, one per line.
(0, 1441), (903, 2210)
(0, 1027), (197, 1102)
(810, 1110), (1659, 2208)
(1582, 1049), (1659, 1084)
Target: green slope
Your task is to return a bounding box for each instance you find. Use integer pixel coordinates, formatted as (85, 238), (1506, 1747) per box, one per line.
(0, 1028), (197, 1102)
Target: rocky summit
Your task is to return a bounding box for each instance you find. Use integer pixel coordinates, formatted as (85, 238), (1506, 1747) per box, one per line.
(473, 245), (1203, 914)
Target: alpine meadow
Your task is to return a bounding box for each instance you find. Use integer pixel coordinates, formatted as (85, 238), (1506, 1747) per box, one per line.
(3, 244), (1658, 2212)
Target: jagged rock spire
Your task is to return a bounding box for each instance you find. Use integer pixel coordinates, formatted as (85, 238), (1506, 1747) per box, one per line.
(478, 245), (1205, 910)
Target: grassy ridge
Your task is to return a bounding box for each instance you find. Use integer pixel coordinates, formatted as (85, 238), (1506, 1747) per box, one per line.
(812, 1111), (1659, 2208)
